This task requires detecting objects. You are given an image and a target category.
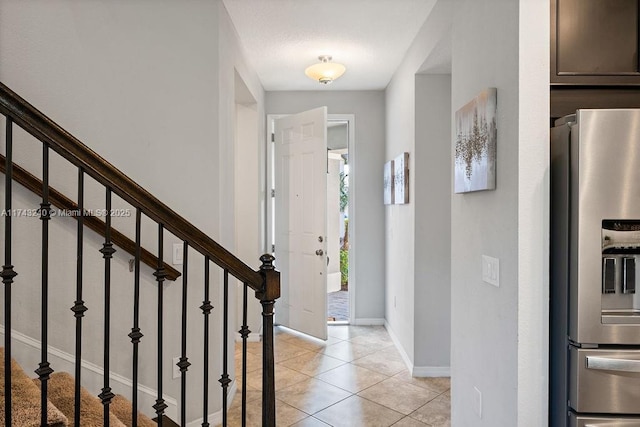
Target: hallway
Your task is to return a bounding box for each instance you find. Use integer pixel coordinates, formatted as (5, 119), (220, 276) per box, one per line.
(228, 325), (451, 426)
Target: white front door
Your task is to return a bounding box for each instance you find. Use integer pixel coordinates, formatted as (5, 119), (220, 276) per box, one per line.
(274, 107), (328, 340)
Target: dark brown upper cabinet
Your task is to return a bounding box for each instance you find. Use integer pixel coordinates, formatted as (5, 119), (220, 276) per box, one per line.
(551, 0), (640, 85)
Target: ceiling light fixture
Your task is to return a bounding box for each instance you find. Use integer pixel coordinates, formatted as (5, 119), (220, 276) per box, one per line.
(305, 55), (346, 85)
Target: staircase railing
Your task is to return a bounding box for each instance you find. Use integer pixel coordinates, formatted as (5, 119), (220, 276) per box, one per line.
(0, 81), (279, 426)
(0, 154), (182, 282)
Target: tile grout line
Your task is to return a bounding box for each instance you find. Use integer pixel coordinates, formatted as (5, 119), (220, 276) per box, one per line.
(231, 325), (450, 427)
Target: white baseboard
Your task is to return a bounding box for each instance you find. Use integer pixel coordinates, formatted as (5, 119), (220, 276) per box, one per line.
(0, 326), (178, 421)
(412, 366), (451, 377)
(185, 380), (237, 427)
(383, 321), (450, 378)
(352, 318), (385, 326)
(235, 332), (261, 342)
(383, 321), (414, 374)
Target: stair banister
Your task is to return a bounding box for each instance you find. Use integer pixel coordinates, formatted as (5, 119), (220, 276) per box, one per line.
(0, 154), (182, 281)
(0, 80), (279, 427)
(0, 82), (262, 289)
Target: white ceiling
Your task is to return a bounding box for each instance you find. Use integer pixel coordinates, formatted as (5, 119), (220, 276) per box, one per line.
(222, 0), (438, 91)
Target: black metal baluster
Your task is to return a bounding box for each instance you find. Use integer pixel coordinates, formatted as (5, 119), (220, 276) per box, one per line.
(98, 188), (116, 426)
(153, 224), (168, 426)
(200, 257), (213, 427)
(71, 168), (87, 427)
(36, 143), (54, 426)
(2, 117), (18, 426)
(219, 270), (231, 426)
(178, 242), (191, 426)
(240, 282), (251, 427)
(129, 208), (143, 427)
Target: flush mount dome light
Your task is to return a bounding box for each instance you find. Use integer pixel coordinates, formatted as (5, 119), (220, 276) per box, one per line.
(305, 55), (346, 84)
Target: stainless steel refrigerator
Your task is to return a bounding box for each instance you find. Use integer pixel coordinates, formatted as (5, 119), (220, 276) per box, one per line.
(551, 109), (640, 427)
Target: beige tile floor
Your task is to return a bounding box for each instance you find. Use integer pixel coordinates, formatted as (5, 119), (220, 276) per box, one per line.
(225, 325), (450, 427)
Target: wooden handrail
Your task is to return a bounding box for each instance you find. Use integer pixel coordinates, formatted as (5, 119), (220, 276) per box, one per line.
(0, 154), (181, 281)
(0, 82), (263, 289)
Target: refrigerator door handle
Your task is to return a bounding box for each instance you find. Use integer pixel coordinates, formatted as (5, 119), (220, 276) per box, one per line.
(586, 356), (640, 373)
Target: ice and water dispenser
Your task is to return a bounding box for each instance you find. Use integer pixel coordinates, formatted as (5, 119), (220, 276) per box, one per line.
(602, 220), (640, 322)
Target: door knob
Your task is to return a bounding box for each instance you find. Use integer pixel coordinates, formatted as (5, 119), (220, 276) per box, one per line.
(316, 249), (324, 256)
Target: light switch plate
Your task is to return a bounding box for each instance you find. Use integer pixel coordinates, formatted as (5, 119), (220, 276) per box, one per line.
(482, 255), (499, 287)
(173, 243), (183, 265)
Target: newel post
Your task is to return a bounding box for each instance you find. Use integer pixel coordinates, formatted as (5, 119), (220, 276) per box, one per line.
(257, 254), (280, 427)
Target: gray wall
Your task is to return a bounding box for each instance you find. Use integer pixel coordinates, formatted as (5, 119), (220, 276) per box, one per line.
(450, 0), (549, 425)
(266, 91), (386, 322)
(384, 0), (549, 423)
(414, 74), (451, 371)
(451, 1), (519, 420)
(384, 0), (456, 372)
(0, 1), (266, 423)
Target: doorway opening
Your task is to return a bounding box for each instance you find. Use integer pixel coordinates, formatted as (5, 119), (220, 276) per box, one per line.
(266, 113), (356, 334)
(327, 120), (349, 323)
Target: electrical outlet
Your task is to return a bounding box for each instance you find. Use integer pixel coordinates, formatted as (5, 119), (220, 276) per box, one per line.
(474, 386), (482, 418)
(172, 356), (180, 379)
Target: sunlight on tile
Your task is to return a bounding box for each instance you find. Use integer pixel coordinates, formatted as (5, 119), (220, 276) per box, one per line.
(316, 363), (388, 394)
(231, 324), (450, 426)
(314, 395), (404, 427)
(277, 378), (352, 414)
(357, 377), (440, 415)
(278, 351), (347, 376)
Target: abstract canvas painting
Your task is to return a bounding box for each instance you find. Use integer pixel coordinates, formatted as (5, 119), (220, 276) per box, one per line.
(454, 88), (497, 193)
(393, 152), (409, 204)
(383, 160), (394, 205)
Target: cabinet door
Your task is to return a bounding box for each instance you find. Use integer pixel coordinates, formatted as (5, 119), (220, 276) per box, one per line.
(552, 0), (640, 85)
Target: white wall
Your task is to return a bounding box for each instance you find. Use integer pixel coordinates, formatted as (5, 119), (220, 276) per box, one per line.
(265, 91), (386, 322)
(450, 1), (549, 426)
(517, 1), (550, 424)
(328, 124), (348, 150)
(384, 0), (456, 371)
(414, 74), (451, 373)
(0, 1), (221, 229)
(234, 100), (264, 338)
(0, 0), (266, 423)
